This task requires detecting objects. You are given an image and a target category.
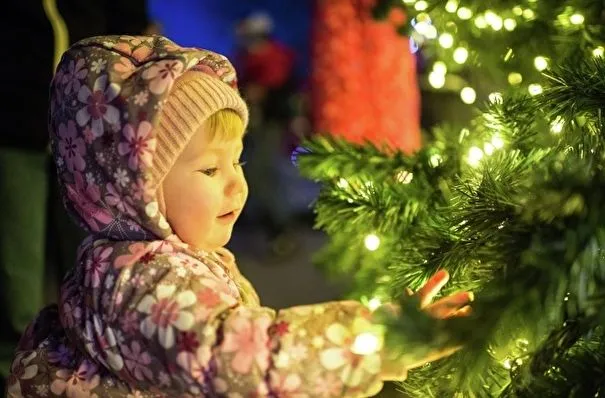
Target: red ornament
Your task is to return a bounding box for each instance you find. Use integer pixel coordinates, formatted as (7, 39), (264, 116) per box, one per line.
(311, 0), (421, 153)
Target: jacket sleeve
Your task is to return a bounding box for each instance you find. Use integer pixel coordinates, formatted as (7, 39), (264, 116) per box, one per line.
(65, 243), (386, 397)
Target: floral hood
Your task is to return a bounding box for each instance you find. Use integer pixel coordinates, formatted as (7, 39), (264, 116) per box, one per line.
(49, 35), (240, 241)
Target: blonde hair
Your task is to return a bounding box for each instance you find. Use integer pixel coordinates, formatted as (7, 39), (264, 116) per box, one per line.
(204, 109), (246, 142)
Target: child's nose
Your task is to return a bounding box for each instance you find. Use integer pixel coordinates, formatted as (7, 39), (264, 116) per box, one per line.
(225, 169), (246, 197)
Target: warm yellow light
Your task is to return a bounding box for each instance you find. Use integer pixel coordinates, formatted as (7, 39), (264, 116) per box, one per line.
(364, 234), (381, 251)
(445, 0), (458, 13)
(429, 154), (443, 167)
(428, 71), (446, 88)
(439, 33), (454, 48)
(433, 61), (447, 74)
(504, 18), (517, 30)
(403, 0), (416, 3)
(503, 359), (512, 369)
(550, 117), (564, 134)
(570, 13), (584, 25)
(395, 170), (414, 184)
(460, 87), (476, 104)
(512, 6), (523, 16)
(368, 298), (382, 311)
(485, 11), (503, 30)
(457, 7), (473, 20)
(337, 178), (349, 189)
(453, 47), (469, 63)
(351, 332), (381, 355)
(593, 47), (604, 57)
(484, 142), (495, 155)
(474, 15), (488, 29)
(508, 72), (523, 85)
(488, 92), (503, 103)
(528, 84), (543, 95)
(523, 9), (535, 19)
(467, 146), (484, 167)
(415, 1), (428, 11)
(491, 135), (505, 149)
(534, 56), (548, 71)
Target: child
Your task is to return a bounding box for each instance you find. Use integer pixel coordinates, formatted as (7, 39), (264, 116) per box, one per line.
(6, 35), (472, 397)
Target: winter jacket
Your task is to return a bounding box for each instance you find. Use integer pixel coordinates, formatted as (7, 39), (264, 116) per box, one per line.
(6, 35), (385, 397)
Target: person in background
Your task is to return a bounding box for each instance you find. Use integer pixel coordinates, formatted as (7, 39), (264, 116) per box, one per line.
(0, 0), (156, 391)
(234, 12), (302, 255)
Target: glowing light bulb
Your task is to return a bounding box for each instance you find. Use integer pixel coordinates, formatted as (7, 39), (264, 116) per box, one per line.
(403, 0), (416, 3)
(429, 154), (443, 167)
(445, 0), (458, 13)
(453, 47), (469, 64)
(508, 72), (523, 85)
(368, 298), (382, 311)
(593, 47), (604, 57)
(523, 9), (535, 19)
(484, 142), (495, 155)
(395, 170), (414, 184)
(570, 13), (584, 25)
(439, 33), (454, 48)
(415, 1), (428, 11)
(528, 84), (543, 95)
(503, 359), (512, 369)
(504, 18), (517, 30)
(512, 6), (523, 16)
(489, 92), (502, 103)
(428, 72), (445, 88)
(364, 234), (381, 251)
(433, 61), (447, 74)
(492, 136), (505, 149)
(550, 117), (564, 134)
(467, 146), (484, 167)
(351, 333), (380, 355)
(457, 7), (472, 20)
(337, 178), (349, 189)
(485, 11), (503, 30)
(534, 56), (548, 71)
(460, 87), (476, 104)
(474, 15), (488, 29)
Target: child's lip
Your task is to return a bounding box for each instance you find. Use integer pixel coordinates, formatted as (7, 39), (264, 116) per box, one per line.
(218, 208), (241, 218)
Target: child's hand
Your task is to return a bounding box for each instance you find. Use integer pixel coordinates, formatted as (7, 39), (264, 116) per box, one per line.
(380, 270), (473, 381)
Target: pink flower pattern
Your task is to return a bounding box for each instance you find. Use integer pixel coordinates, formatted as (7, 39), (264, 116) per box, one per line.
(76, 75), (121, 137)
(84, 246), (113, 288)
(117, 121), (156, 171)
(58, 120), (86, 172)
(62, 59), (88, 95)
(142, 60), (184, 94)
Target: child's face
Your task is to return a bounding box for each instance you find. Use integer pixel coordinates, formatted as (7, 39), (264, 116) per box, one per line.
(162, 124), (247, 251)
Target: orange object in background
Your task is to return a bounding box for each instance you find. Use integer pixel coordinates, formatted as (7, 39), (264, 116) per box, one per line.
(311, 0), (421, 153)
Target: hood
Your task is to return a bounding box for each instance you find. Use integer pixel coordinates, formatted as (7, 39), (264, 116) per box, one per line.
(49, 35), (244, 240)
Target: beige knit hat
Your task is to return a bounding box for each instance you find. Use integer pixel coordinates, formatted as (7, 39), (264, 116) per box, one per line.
(152, 71), (249, 213)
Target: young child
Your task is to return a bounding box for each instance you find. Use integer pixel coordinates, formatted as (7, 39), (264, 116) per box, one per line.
(6, 35), (472, 397)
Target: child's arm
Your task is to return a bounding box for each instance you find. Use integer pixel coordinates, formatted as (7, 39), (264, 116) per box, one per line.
(65, 244), (386, 397)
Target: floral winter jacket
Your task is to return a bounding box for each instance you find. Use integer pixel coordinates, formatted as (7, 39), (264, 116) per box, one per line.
(6, 35), (386, 397)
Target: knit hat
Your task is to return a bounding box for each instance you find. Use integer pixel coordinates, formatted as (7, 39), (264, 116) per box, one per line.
(153, 71), (249, 214)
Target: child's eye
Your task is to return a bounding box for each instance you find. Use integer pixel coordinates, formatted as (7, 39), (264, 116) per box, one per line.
(199, 167), (218, 177)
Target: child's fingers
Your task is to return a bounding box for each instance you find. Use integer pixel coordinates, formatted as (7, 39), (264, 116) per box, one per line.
(451, 305), (472, 317)
(425, 292), (474, 318)
(417, 270), (450, 307)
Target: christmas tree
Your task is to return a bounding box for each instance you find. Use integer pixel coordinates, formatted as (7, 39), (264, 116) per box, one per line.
(297, 0), (605, 396)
